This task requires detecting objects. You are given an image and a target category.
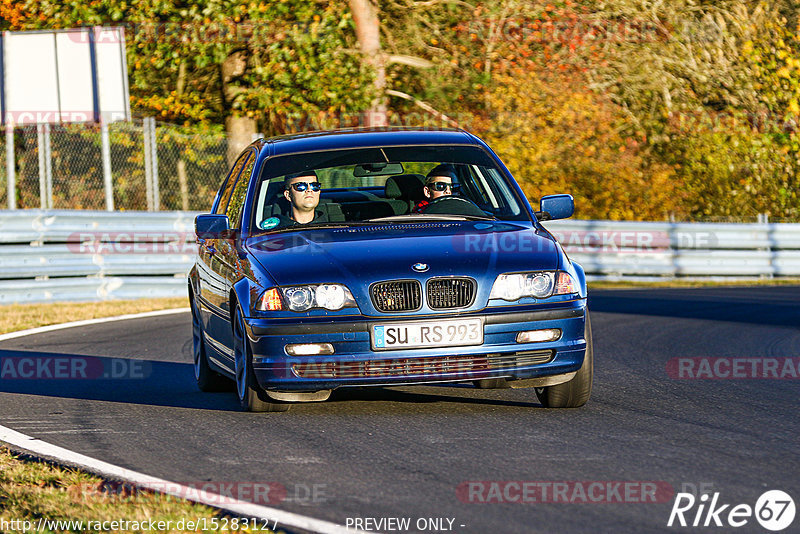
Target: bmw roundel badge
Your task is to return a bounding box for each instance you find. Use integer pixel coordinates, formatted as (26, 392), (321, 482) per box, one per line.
(412, 263), (429, 272)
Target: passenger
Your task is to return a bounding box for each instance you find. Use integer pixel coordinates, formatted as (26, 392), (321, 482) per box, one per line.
(414, 164), (457, 212)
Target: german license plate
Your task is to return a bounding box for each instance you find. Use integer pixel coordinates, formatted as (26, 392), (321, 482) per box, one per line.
(371, 318), (483, 350)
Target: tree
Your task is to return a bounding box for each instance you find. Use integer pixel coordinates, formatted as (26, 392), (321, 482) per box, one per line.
(584, 0), (800, 218)
(1, 0), (375, 164)
(349, 0), (387, 126)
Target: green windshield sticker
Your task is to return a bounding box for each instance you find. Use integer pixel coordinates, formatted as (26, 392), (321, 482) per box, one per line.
(260, 217), (280, 230)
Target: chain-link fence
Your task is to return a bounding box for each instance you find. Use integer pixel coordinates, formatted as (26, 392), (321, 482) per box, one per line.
(4, 119), (227, 211)
(2, 122), (797, 222)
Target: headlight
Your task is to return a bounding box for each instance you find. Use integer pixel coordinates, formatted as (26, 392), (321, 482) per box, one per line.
(490, 271), (576, 301)
(256, 284), (357, 312)
(284, 286), (315, 311)
(314, 284), (349, 310)
(490, 272), (554, 300)
(270, 284), (356, 312)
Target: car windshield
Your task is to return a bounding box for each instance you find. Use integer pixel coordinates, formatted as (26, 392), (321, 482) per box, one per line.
(250, 145), (530, 233)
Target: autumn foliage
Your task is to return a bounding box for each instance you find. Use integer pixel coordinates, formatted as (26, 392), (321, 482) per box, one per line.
(1, 0), (799, 220)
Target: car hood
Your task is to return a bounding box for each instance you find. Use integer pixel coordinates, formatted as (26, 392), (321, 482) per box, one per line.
(246, 221), (559, 287)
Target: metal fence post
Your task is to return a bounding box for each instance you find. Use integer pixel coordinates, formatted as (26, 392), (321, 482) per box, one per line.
(5, 123), (15, 210)
(44, 124), (53, 209)
(37, 124), (45, 209)
(149, 118), (160, 211)
(143, 118), (154, 211)
(37, 123), (53, 209)
(100, 121), (114, 211)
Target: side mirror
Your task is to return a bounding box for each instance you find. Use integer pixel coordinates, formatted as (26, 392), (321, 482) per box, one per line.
(538, 194), (574, 221)
(195, 214), (230, 239)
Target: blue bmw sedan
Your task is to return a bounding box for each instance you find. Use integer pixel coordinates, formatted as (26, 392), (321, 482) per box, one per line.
(189, 128), (592, 412)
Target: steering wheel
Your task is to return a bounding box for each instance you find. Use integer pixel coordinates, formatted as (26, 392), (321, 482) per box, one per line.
(422, 196), (489, 218)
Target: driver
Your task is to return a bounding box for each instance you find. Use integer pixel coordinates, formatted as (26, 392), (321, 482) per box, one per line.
(414, 164), (457, 212)
(258, 171), (328, 231)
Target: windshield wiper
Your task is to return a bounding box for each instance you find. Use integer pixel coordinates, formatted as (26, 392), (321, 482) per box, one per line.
(366, 214), (497, 223)
(461, 214), (498, 221)
(256, 221), (391, 235)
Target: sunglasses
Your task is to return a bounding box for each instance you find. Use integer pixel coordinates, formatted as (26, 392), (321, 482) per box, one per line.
(288, 181), (322, 192)
(427, 181), (453, 192)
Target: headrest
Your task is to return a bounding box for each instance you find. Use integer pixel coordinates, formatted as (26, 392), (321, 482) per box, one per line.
(385, 174), (426, 200)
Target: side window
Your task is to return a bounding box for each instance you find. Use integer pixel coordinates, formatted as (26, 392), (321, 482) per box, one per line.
(214, 152), (251, 215)
(226, 155), (255, 230)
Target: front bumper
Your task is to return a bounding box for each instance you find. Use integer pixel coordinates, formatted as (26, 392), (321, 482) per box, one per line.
(245, 300), (587, 391)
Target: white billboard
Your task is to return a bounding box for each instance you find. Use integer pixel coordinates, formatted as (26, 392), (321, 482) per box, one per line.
(1, 27), (130, 125)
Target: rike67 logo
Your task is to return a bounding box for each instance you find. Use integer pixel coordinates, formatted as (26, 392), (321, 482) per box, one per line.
(668, 490), (795, 531)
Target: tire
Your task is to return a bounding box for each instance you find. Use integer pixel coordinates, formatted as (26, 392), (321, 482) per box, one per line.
(536, 312), (593, 408)
(191, 291), (229, 392)
(232, 307), (290, 412)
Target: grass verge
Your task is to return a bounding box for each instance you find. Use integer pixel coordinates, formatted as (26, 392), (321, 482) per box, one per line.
(0, 298), (187, 335)
(0, 298), (279, 533)
(0, 447), (276, 533)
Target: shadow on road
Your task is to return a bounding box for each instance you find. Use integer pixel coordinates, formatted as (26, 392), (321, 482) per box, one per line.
(0, 349), (241, 411)
(0, 349), (542, 411)
(330, 384), (540, 409)
(589, 286), (800, 328)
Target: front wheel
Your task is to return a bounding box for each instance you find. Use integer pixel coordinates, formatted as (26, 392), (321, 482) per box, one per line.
(191, 291), (228, 392)
(232, 307), (290, 412)
(536, 312), (593, 408)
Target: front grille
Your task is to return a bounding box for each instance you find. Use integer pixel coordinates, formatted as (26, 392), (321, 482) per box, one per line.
(371, 280), (422, 312)
(292, 350), (553, 379)
(427, 277), (476, 309)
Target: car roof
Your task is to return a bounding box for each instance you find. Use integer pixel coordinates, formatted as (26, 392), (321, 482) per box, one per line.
(256, 127), (481, 157)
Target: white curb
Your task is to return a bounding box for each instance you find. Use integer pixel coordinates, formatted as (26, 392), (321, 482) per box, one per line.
(0, 310), (372, 534)
(0, 426), (364, 534)
(0, 308), (190, 342)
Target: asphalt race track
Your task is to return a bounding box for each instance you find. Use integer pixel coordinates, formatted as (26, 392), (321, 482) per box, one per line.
(1, 287), (798, 534)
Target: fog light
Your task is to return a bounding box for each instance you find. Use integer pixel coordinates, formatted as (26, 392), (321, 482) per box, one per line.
(516, 329), (561, 343)
(285, 343), (335, 356)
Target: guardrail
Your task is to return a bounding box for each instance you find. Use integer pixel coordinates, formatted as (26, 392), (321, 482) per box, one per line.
(0, 211), (798, 304)
(542, 219), (800, 279)
(0, 210), (199, 304)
